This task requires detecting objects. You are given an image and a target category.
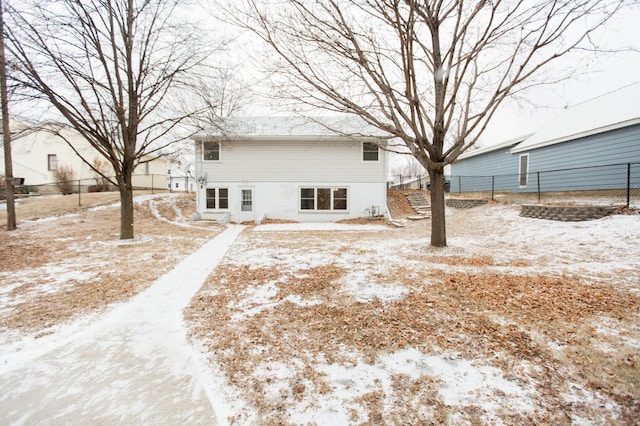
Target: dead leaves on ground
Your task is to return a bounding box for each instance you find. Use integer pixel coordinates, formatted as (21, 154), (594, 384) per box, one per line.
(0, 194), (220, 334)
(186, 234), (640, 425)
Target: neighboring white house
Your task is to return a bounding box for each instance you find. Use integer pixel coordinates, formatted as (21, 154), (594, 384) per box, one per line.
(1, 120), (167, 192)
(167, 168), (195, 192)
(194, 117), (388, 223)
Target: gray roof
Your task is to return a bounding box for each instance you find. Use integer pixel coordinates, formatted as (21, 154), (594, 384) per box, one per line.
(511, 81), (640, 153)
(457, 134), (531, 160)
(194, 116), (388, 140)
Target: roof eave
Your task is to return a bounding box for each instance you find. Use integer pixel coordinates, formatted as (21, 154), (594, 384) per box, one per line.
(511, 118), (640, 153)
(192, 134), (388, 143)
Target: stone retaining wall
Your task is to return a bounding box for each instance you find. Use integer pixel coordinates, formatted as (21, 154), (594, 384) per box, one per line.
(446, 198), (488, 209)
(520, 204), (618, 221)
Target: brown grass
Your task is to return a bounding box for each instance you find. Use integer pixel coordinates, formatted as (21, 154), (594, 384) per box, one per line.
(0, 192), (221, 335)
(186, 207), (640, 425)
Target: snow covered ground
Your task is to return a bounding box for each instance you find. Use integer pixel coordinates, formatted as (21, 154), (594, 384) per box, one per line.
(187, 205), (640, 425)
(1, 195), (639, 425)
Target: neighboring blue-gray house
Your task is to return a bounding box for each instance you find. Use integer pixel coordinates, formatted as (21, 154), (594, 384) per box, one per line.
(451, 82), (640, 194)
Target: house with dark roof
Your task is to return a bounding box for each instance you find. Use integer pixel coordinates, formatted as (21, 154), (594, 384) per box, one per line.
(450, 82), (640, 194)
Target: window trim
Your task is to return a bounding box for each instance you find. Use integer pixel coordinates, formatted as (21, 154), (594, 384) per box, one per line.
(518, 154), (529, 187)
(202, 141), (221, 162)
(218, 188), (229, 209)
(362, 142), (379, 162)
(205, 187), (229, 210)
(299, 187), (349, 212)
(205, 188), (217, 209)
(48, 154), (57, 171)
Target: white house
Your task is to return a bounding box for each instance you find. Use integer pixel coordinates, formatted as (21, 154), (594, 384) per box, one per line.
(168, 168), (195, 192)
(1, 120), (167, 192)
(194, 117), (388, 223)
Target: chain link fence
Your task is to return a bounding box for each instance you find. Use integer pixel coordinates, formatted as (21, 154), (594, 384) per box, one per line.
(449, 162), (640, 208)
(1, 174), (169, 204)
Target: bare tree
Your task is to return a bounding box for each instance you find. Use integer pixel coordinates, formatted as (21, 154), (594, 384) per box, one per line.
(227, 0), (629, 246)
(6, 0), (218, 239)
(0, 0), (16, 230)
(199, 63), (251, 119)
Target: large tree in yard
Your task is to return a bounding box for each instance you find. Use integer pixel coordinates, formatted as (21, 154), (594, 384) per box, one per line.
(228, 0), (630, 247)
(6, 0), (215, 239)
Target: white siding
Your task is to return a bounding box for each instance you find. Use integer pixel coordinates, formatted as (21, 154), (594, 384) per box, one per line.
(2, 126), (167, 189)
(197, 182), (386, 223)
(194, 138), (388, 222)
(196, 139), (385, 183)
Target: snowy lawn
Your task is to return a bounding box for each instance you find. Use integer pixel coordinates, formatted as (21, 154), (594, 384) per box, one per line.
(0, 192), (221, 340)
(186, 205), (640, 425)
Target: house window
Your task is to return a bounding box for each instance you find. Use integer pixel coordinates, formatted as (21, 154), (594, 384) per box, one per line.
(363, 142), (379, 161)
(48, 154), (57, 171)
(300, 188), (315, 210)
(333, 188), (347, 210)
(203, 141), (220, 161)
(206, 188), (216, 209)
(519, 154), (529, 187)
(219, 188), (229, 208)
(241, 189), (252, 211)
(144, 162), (150, 175)
(175, 182), (179, 189)
(300, 187), (348, 211)
(205, 187), (229, 209)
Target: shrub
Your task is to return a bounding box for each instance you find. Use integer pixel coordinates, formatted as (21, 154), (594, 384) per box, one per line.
(52, 164), (75, 194)
(91, 157), (112, 192)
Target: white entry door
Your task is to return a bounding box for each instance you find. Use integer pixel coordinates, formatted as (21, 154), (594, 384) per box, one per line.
(239, 188), (254, 222)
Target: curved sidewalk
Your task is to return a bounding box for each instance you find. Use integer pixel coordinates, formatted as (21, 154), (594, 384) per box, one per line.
(0, 225), (244, 425)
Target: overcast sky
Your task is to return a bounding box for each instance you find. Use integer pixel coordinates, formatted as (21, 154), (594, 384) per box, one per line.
(472, 6), (640, 145)
(213, 2), (640, 149)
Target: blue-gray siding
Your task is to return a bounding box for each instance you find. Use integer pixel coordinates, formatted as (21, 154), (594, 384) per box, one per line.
(450, 143), (520, 192)
(450, 123), (640, 192)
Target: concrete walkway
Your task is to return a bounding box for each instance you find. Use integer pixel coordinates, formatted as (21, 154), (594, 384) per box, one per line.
(0, 225), (244, 425)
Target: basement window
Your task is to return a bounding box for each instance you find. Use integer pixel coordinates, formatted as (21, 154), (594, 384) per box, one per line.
(300, 187), (348, 211)
(206, 187), (228, 209)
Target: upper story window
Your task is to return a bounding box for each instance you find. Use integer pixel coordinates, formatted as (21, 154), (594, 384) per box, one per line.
(48, 154), (57, 171)
(203, 141), (220, 161)
(363, 142), (379, 161)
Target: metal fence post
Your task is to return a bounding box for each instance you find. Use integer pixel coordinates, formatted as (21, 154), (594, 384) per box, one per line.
(151, 174), (154, 194)
(627, 163), (631, 208)
(458, 175), (462, 194)
(537, 172), (541, 204)
(491, 175), (495, 201)
(78, 179), (81, 207)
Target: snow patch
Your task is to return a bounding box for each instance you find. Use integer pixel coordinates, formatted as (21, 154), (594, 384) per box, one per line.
(344, 272), (409, 303)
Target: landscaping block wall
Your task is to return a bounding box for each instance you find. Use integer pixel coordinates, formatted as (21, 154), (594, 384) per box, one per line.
(520, 204), (618, 221)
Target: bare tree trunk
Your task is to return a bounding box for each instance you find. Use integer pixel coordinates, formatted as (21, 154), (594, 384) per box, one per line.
(117, 174), (134, 240)
(0, 0), (16, 231)
(119, 189), (134, 239)
(428, 169), (446, 247)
